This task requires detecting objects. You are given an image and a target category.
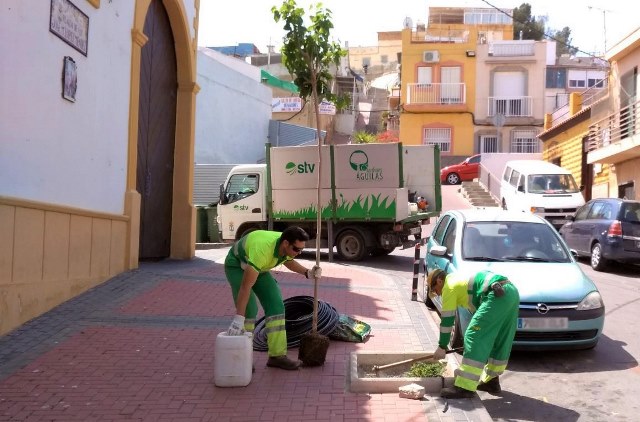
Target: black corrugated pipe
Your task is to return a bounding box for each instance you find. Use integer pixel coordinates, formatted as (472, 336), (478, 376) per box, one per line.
(252, 296), (340, 351)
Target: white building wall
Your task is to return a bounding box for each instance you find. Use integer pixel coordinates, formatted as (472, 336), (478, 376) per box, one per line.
(195, 48), (271, 164)
(0, 0), (136, 214)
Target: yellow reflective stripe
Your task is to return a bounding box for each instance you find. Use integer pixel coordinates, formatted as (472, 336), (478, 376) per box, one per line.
(440, 326), (453, 334)
(484, 368), (503, 379)
(265, 314), (285, 334)
(244, 319), (256, 331)
(441, 310), (456, 318)
(267, 330), (287, 357)
(467, 275), (477, 312)
(488, 357), (509, 367)
(460, 357), (485, 370)
(454, 375), (479, 391)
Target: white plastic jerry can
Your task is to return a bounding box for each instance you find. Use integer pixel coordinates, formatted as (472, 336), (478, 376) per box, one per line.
(214, 331), (253, 387)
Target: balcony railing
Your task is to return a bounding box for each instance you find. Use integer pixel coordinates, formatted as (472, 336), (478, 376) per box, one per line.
(488, 41), (535, 57)
(488, 96), (533, 117)
(406, 83), (466, 105)
(588, 97), (640, 152)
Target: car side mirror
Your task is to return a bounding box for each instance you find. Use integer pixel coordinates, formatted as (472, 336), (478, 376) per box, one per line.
(517, 185), (525, 192)
(218, 184), (227, 205)
(429, 245), (448, 257)
(570, 249), (579, 258)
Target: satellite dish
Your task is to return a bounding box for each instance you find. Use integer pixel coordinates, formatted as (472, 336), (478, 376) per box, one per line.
(403, 17), (413, 29)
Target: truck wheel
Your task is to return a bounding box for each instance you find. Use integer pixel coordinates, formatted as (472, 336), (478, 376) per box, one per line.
(235, 226), (257, 241)
(336, 229), (368, 261)
(370, 246), (395, 256)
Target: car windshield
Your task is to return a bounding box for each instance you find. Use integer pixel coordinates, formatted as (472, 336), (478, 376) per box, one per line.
(462, 221), (571, 262)
(527, 174), (580, 194)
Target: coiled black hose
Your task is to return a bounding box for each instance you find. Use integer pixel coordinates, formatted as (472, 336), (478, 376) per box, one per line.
(252, 295), (340, 351)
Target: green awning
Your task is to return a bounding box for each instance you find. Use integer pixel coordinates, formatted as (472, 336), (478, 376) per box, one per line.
(261, 70), (299, 93)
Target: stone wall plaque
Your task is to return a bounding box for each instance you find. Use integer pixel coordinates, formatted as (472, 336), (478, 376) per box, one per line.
(50, 0), (89, 56)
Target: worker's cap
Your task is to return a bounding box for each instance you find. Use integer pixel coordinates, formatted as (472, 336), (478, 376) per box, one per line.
(427, 268), (445, 291)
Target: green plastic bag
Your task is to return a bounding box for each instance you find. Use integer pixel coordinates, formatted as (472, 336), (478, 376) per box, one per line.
(329, 314), (371, 343)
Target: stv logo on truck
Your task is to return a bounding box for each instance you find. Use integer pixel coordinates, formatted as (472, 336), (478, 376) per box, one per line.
(285, 161), (315, 175)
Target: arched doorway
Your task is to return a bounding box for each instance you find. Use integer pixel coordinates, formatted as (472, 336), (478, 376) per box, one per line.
(136, 0), (177, 259)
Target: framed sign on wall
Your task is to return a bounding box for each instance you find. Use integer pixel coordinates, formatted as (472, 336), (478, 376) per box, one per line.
(62, 56), (77, 102)
(50, 0), (89, 56)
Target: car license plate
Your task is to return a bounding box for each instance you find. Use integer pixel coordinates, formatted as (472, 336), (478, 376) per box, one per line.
(517, 317), (568, 330)
(410, 227), (422, 235)
(551, 219), (566, 225)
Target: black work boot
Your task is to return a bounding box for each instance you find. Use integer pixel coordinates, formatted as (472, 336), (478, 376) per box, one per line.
(266, 355), (301, 370)
(440, 386), (475, 399)
(476, 376), (501, 394)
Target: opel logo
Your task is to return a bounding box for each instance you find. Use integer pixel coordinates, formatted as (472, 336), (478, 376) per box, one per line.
(536, 303), (550, 315)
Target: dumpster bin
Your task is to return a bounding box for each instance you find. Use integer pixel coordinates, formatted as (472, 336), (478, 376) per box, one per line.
(207, 205), (220, 242)
(196, 206), (209, 243)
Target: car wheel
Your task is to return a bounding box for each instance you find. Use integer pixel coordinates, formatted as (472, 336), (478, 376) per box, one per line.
(446, 172), (460, 185)
(590, 242), (608, 271)
(425, 279), (436, 310)
(449, 312), (464, 349)
(336, 229), (368, 261)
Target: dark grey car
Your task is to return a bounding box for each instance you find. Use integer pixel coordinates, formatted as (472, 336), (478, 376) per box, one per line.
(559, 198), (640, 271)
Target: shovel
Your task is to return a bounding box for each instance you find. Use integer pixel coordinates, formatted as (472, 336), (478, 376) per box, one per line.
(373, 347), (464, 371)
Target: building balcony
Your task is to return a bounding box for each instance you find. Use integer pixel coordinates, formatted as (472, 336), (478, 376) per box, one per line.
(587, 97), (640, 164)
(488, 96), (533, 117)
(406, 83), (466, 105)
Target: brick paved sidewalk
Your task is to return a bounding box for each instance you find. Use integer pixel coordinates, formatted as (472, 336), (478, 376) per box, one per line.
(0, 247), (491, 422)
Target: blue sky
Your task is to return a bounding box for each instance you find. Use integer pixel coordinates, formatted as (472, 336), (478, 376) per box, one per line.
(199, 0), (637, 57)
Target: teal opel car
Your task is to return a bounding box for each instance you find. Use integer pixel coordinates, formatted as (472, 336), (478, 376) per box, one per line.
(425, 208), (605, 350)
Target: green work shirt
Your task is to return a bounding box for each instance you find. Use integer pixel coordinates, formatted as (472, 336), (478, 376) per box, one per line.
(226, 230), (292, 273)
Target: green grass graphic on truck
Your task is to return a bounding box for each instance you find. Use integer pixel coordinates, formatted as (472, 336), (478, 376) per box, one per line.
(273, 193), (395, 220)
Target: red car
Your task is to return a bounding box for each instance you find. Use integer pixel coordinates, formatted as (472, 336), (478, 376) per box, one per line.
(440, 154), (481, 185)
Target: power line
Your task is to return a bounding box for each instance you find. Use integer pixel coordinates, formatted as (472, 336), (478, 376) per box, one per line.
(479, 0), (606, 60)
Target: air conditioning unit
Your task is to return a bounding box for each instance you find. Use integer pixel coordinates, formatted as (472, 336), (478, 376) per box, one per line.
(423, 50), (439, 63)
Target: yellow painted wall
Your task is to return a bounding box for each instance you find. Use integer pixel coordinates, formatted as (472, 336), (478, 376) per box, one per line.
(398, 27), (478, 156)
(542, 119), (610, 188)
(0, 197), (127, 335)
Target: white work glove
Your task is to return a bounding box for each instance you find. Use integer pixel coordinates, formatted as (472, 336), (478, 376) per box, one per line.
(306, 265), (322, 279)
(227, 314), (245, 336)
(433, 347), (447, 360)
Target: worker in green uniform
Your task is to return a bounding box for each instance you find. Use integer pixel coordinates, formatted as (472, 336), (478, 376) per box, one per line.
(225, 226), (321, 370)
(427, 269), (519, 398)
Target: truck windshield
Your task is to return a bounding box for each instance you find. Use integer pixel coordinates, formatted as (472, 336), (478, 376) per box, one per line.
(527, 174), (580, 194)
(224, 174), (259, 203)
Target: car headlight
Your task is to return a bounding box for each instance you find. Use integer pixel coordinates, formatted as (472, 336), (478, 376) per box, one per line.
(530, 207), (545, 213)
(577, 291), (604, 310)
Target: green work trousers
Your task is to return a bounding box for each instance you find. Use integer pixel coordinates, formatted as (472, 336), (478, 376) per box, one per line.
(454, 283), (520, 391)
(224, 261), (288, 357)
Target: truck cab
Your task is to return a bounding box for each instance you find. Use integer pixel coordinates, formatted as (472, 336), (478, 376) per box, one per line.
(217, 164), (267, 240)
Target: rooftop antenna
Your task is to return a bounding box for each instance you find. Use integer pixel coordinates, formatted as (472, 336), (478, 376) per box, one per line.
(588, 5), (613, 53)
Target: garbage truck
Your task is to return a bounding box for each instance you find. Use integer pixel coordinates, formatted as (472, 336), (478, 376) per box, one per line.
(216, 142), (441, 261)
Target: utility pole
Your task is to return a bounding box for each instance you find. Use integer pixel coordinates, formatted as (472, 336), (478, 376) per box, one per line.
(588, 5), (613, 54)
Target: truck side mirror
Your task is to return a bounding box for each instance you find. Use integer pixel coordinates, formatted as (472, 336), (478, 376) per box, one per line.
(219, 183), (227, 205)
(517, 185), (525, 193)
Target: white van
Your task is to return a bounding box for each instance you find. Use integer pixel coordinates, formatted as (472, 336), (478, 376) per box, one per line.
(500, 160), (585, 228)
